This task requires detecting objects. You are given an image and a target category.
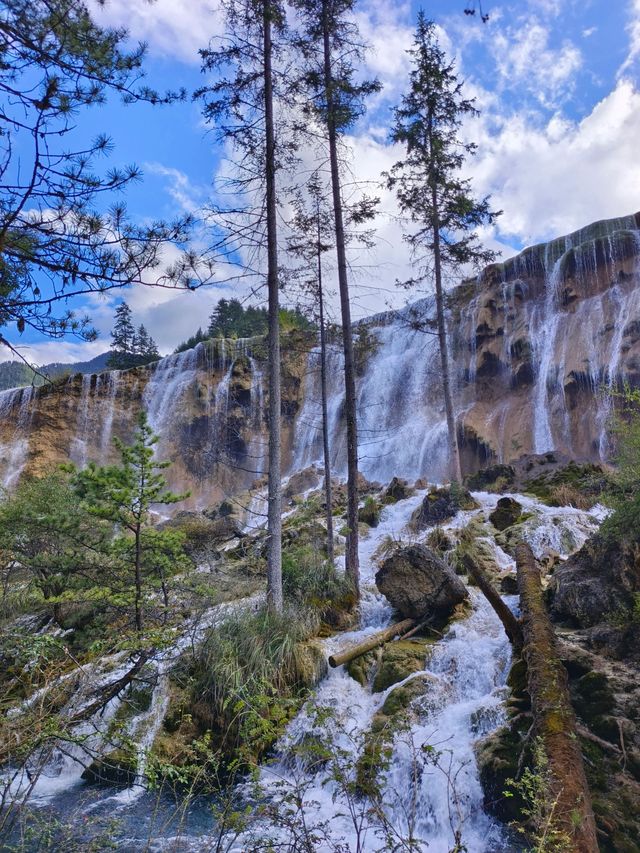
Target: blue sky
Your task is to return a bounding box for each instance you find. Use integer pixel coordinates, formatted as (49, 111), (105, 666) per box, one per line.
(5, 0), (640, 365)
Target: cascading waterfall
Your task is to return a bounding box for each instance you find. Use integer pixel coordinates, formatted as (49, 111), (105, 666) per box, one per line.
(531, 247), (566, 454)
(0, 386), (34, 488)
(293, 302), (451, 484)
(69, 374), (93, 467)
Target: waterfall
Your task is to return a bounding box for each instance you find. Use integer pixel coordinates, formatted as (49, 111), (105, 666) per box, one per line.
(69, 374), (93, 467)
(0, 386), (34, 488)
(531, 245), (567, 454)
(292, 302), (451, 484)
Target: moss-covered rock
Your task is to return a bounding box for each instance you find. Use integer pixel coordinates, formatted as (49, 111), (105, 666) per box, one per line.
(409, 485), (478, 531)
(82, 748), (137, 787)
(293, 641), (328, 689)
(382, 477), (414, 504)
(346, 649), (378, 687)
(372, 638), (430, 693)
(465, 464), (516, 492)
(358, 496), (381, 528)
(489, 497), (523, 531)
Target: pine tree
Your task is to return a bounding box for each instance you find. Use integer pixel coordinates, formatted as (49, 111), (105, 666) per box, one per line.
(198, 0), (296, 612)
(108, 302), (136, 369)
(292, 0), (380, 596)
(0, 0), (203, 363)
(76, 412), (189, 632)
(287, 174), (336, 563)
(387, 13), (500, 483)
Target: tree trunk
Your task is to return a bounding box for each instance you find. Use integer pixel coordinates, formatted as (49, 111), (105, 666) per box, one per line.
(317, 229), (335, 565)
(461, 553), (523, 648)
(263, 1), (283, 613)
(322, 0), (359, 594)
(134, 524), (143, 632)
(328, 618), (415, 668)
(515, 543), (599, 853)
(428, 116), (462, 483)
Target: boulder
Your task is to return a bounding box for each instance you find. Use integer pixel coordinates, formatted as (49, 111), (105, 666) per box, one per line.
(375, 544), (468, 622)
(382, 477), (414, 503)
(465, 464), (516, 492)
(409, 485), (478, 531)
(358, 497), (380, 528)
(489, 497), (522, 531)
(550, 535), (640, 628)
(82, 749), (137, 787)
(372, 638), (430, 693)
(283, 466), (320, 500)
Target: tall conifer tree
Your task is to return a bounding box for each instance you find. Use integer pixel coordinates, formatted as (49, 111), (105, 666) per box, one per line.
(292, 0), (380, 596)
(387, 13), (499, 482)
(198, 0), (295, 611)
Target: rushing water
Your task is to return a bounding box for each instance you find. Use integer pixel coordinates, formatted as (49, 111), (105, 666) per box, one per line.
(1, 489), (602, 852)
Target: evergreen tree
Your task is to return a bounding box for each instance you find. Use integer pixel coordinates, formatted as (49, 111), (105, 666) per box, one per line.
(0, 0), (202, 362)
(107, 302), (136, 369)
(386, 13), (500, 482)
(198, 0), (296, 612)
(76, 412), (190, 632)
(134, 324), (160, 364)
(0, 471), (113, 626)
(292, 0), (380, 596)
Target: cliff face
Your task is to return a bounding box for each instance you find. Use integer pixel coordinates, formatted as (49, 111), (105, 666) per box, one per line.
(0, 335), (310, 507)
(1, 212), (639, 500)
(452, 212), (640, 468)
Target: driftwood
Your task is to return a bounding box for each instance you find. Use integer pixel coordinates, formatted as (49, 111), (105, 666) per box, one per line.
(68, 650), (152, 724)
(328, 619), (415, 668)
(461, 553), (523, 648)
(515, 542), (599, 853)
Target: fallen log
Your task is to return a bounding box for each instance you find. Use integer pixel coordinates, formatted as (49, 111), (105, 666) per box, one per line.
(515, 542), (599, 853)
(328, 619), (415, 668)
(68, 650), (152, 724)
(461, 553), (523, 649)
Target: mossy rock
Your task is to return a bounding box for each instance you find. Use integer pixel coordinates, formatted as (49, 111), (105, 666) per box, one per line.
(372, 638), (430, 693)
(489, 497), (523, 531)
(465, 464), (516, 492)
(82, 748), (137, 787)
(358, 498), (381, 528)
(347, 649), (378, 687)
(572, 671), (615, 723)
(380, 673), (435, 717)
(382, 477), (414, 504)
(475, 717), (531, 823)
(293, 641), (328, 689)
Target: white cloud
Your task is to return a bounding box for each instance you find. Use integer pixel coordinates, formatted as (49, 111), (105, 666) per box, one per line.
(0, 339), (107, 367)
(493, 21), (583, 108)
(619, 0), (640, 78)
(467, 79), (640, 245)
(90, 0), (221, 64)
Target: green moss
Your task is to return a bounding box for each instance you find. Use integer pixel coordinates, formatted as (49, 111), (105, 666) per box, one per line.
(372, 639), (430, 693)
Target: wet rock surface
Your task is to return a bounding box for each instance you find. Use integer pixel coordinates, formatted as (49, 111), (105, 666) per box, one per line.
(375, 543), (468, 622)
(550, 534), (640, 628)
(409, 485), (478, 531)
(489, 497), (523, 531)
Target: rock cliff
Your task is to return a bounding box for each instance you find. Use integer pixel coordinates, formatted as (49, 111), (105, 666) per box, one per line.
(1, 211), (639, 499)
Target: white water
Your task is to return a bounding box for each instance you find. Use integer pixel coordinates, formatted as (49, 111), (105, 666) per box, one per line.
(0, 386), (34, 488)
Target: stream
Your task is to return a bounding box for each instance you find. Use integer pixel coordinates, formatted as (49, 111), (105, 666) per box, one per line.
(2, 490), (605, 852)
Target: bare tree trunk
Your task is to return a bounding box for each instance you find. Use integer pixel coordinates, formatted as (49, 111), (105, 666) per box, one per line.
(328, 618), (415, 668)
(322, 0), (359, 595)
(515, 543), (599, 853)
(134, 523), (143, 632)
(461, 553), (523, 648)
(263, 1), (282, 613)
(317, 221), (335, 565)
(428, 116), (462, 483)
